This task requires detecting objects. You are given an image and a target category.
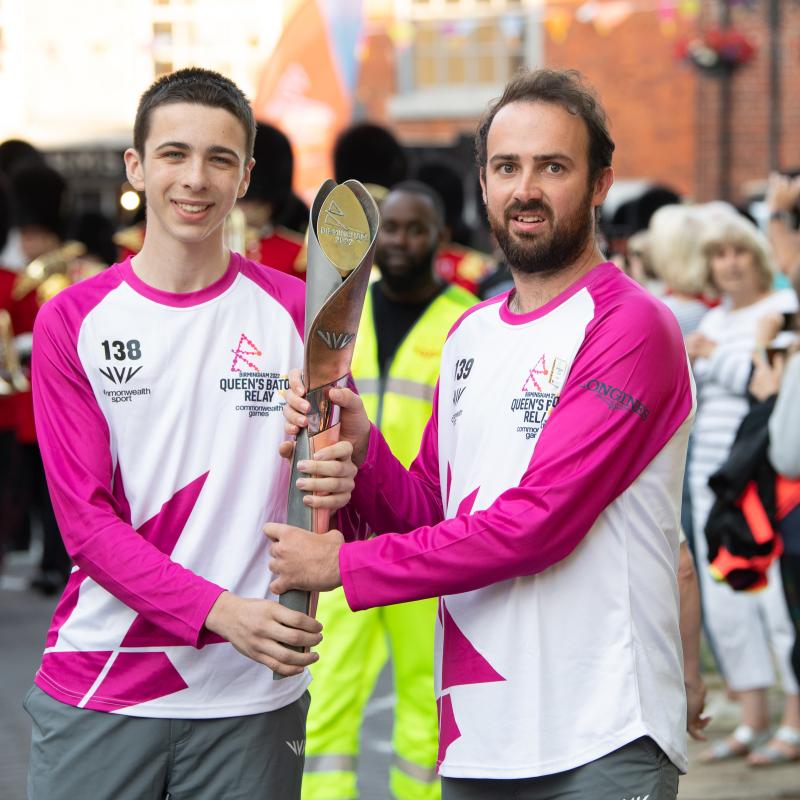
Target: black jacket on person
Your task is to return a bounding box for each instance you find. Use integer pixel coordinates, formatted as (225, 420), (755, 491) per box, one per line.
(704, 397), (782, 591)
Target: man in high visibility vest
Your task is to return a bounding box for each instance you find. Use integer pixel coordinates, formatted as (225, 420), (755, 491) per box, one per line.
(302, 181), (475, 800)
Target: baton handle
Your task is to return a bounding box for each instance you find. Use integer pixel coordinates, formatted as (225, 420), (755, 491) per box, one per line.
(274, 424), (340, 678)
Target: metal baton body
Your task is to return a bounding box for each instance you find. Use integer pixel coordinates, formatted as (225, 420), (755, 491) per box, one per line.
(274, 180), (379, 677)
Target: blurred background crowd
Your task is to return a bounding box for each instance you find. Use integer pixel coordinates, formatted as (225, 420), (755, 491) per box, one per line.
(2, 0), (800, 796)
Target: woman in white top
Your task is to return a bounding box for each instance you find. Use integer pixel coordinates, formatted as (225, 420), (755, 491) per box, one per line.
(686, 208), (800, 764)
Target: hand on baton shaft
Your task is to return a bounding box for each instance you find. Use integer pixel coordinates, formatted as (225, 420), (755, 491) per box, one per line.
(278, 436), (357, 512)
(204, 591), (322, 677)
(282, 369), (372, 467)
(266, 523), (344, 595)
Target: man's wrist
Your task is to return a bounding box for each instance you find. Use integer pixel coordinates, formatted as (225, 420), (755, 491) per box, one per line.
(684, 667), (703, 687)
(329, 540), (344, 588)
(352, 427), (371, 468)
(204, 590), (235, 637)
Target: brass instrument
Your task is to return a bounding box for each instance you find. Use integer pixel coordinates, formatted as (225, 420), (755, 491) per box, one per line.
(224, 206), (248, 256)
(2, 241), (102, 395)
(12, 241), (87, 302)
(0, 309), (30, 396)
(112, 223), (145, 255)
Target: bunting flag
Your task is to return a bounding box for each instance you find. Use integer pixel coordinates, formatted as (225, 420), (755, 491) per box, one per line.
(387, 19), (414, 49)
(253, 0), (364, 198)
(544, 8), (572, 43)
(593, 1), (635, 35)
(379, 1), (698, 48)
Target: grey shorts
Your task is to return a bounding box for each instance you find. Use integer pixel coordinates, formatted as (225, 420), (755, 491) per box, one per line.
(441, 737), (679, 800)
(24, 685), (310, 800)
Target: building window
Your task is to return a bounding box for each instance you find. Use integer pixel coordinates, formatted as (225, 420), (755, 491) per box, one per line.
(410, 0), (524, 9)
(411, 16), (525, 89)
(153, 22), (173, 48)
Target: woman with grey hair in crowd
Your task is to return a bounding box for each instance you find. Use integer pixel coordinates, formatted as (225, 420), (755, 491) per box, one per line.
(686, 206), (800, 765)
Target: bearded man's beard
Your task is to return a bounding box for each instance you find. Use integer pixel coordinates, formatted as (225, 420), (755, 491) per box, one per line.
(488, 188), (595, 275)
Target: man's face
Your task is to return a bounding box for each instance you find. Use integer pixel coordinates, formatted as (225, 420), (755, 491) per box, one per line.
(124, 102), (253, 249)
(375, 191), (442, 294)
(480, 100), (612, 275)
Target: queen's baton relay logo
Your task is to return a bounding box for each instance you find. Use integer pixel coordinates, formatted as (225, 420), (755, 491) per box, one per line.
(220, 333), (288, 419)
(510, 354), (565, 441)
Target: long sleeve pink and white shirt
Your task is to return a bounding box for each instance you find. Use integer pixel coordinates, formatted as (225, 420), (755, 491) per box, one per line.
(32, 253), (310, 718)
(340, 263), (695, 778)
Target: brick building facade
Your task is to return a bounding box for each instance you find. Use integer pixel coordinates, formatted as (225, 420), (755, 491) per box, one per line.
(693, 0), (800, 204)
(354, 0), (799, 206)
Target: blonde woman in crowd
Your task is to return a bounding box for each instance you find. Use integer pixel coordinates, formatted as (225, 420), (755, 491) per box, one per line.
(686, 207), (800, 764)
(647, 204), (712, 336)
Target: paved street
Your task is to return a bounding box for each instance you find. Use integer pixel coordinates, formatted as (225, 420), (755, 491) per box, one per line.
(2, 550), (798, 800)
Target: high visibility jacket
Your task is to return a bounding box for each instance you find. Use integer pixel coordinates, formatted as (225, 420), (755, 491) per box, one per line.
(352, 283), (475, 467)
(302, 282), (475, 800)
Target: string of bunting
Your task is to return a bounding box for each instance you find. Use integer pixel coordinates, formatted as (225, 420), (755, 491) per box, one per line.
(380, 0), (702, 48)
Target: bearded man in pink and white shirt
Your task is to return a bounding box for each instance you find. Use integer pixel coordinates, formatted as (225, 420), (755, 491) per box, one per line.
(270, 69), (702, 800)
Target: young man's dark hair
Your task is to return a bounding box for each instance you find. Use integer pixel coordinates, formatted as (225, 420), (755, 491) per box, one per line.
(475, 68), (615, 185)
(333, 122), (408, 189)
(132, 67), (257, 157)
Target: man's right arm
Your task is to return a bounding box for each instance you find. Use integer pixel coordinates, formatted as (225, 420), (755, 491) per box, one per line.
(33, 302), (320, 671)
(678, 541), (709, 741)
(283, 372), (445, 538)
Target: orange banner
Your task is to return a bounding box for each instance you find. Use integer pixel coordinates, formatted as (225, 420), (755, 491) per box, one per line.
(253, 1), (354, 199)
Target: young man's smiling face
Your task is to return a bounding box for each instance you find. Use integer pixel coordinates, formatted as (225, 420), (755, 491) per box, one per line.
(125, 102), (253, 250)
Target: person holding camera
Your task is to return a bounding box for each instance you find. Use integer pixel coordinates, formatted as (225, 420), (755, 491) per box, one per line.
(685, 208), (800, 764)
(744, 299), (800, 764)
(765, 171), (800, 278)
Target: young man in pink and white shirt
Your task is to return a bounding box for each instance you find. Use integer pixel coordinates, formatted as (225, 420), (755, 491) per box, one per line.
(271, 70), (702, 800)
(25, 68), (356, 800)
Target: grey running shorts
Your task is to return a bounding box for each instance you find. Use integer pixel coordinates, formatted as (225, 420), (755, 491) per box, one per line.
(24, 684), (310, 800)
(441, 736), (679, 800)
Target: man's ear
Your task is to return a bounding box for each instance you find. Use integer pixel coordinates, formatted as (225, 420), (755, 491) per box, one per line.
(479, 167), (488, 206)
(237, 157), (255, 199)
(592, 166), (614, 208)
(124, 148), (145, 192)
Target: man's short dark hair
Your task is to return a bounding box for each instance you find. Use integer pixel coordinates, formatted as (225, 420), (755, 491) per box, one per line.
(133, 68), (256, 158)
(475, 69), (614, 185)
(388, 180), (446, 229)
